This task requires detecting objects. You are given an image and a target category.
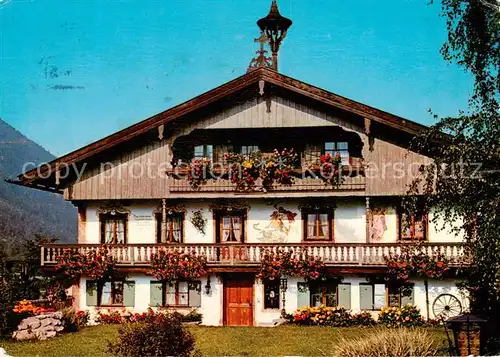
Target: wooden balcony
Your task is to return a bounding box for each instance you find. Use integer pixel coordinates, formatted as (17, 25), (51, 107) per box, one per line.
(41, 243), (465, 267)
(168, 175), (366, 197)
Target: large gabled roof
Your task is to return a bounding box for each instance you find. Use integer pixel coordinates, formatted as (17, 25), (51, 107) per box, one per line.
(16, 67), (429, 188)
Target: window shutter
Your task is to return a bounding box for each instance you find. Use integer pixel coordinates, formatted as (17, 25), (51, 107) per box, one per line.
(359, 284), (373, 310)
(189, 281), (201, 307)
(150, 281), (163, 307)
(123, 281), (135, 307)
(338, 284), (351, 309)
(401, 286), (414, 306)
(86, 281), (98, 307)
(297, 283), (310, 308)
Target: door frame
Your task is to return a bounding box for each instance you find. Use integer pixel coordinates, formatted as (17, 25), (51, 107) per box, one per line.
(222, 274), (255, 326)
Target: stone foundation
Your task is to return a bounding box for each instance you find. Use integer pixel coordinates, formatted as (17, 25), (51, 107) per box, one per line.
(12, 312), (65, 341)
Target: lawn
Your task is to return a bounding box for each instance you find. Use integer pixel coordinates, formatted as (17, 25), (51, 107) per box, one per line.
(1, 325), (449, 357)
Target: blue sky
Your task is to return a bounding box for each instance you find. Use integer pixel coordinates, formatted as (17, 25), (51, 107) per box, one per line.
(0, 0), (472, 156)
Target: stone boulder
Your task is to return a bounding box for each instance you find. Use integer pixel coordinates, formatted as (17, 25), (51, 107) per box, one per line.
(12, 312), (65, 341)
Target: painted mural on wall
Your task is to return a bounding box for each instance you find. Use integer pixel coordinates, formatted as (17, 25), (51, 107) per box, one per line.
(369, 207), (387, 242)
(254, 204), (297, 243)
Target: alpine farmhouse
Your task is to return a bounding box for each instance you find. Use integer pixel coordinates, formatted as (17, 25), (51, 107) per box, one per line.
(13, 0), (467, 326)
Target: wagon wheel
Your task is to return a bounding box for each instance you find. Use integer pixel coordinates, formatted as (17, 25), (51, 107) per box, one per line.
(432, 293), (462, 319)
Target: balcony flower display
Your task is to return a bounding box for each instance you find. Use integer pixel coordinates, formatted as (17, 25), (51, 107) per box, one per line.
(257, 249), (326, 282)
(261, 148), (298, 189)
(150, 250), (207, 282)
(309, 153), (343, 186)
(187, 158), (212, 189)
(225, 152), (261, 192)
(384, 243), (450, 285)
(55, 247), (119, 285)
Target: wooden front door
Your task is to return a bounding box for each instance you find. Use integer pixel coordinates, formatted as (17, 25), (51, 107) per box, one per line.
(223, 278), (254, 326)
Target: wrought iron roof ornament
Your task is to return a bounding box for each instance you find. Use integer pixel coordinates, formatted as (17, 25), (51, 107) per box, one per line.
(247, 32), (273, 72)
(249, 0), (292, 72)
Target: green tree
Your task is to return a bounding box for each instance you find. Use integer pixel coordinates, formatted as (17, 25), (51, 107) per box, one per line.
(412, 0), (500, 351)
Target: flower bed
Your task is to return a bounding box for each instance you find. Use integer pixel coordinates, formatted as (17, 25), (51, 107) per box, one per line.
(378, 305), (425, 327)
(290, 304), (425, 327)
(13, 300), (56, 316)
(292, 306), (352, 327)
(96, 308), (202, 325)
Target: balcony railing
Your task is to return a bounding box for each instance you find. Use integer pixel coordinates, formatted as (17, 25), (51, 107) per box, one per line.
(41, 243), (465, 267)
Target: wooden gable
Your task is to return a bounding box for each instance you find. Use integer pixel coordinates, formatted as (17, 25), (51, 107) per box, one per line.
(12, 67), (433, 198)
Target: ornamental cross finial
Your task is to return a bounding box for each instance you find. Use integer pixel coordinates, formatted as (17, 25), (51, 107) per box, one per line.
(247, 32), (273, 72)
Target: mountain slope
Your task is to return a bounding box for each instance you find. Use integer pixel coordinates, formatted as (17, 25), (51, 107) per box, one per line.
(0, 118), (76, 246)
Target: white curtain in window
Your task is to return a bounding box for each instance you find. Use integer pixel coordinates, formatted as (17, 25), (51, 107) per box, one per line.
(101, 282), (112, 305)
(232, 217), (241, 241)
(222, 217), (231, 242)
(319, 214), (329, 237)
(178, 282), (189, 306)
(116, 220), (125, 244)
(105, 221), (114, 244)
(172, 218), (181, 243)
(307, 215), (315, 237)
(165, 283), (176, 305)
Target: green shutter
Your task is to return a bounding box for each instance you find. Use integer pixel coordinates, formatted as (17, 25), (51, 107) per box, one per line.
(401, 285), (414, 306)
(123, 281), (135, 307)
(86, 280), (98, 306)
(297, 283), (310, 308)
(338, 284), (351, 309)
(150, 281), (163, 307)
(359, 284), (373, 310)
(189, 281), (201, 307)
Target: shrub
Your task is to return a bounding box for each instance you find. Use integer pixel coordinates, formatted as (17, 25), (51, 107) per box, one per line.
(351, 312), (376, 326)
(378, 305), (424, 328)
(292, 305), (352, 326)
(13, 300), (55, 315)
(107, 313), (197, 357)
(61, 308), (90, 332)
(332, 328), (439, 357)
(96, 310), (124, 324)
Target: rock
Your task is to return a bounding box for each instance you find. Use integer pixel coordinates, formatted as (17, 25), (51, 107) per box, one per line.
(13, 311), (66, 341)
(272, 318), (288, 326)
(0, 347), (12, 357)
(12, 330), (36, 341)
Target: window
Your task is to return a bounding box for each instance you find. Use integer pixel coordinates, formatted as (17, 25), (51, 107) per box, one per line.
(310, 282), (337, 307)
(325, 142), (349, 165)
(86, 280), (135, 307)
(297, 283), (351, 309)
(101, 281), (124, 306)
(263, 280), (280, 309)
(216, 211), (245, 243)
(388, 284), (415, 307)
(360, 284), (414, 310)
(398, 207), (427, 241)
(360, 283), (386, 310)
(303, 144), (322, 163)
(240, 145), (259, 156)
(155, 213), (184, 243)
(303, 211), (332, 241)
(100, 214), (127, 244)
(150, 281), (201, 307)
(193, 145), (213, 161)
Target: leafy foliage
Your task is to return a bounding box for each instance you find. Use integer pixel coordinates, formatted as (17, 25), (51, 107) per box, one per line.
(107, 312), (198, 357)
(413, 0), (500, 350)
(309, 153), (343, 186)
(292, 305), (352, 326)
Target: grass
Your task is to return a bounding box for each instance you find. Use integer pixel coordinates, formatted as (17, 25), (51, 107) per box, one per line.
(1, 325), (449, 357)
